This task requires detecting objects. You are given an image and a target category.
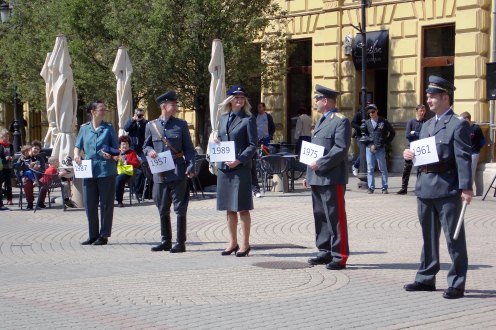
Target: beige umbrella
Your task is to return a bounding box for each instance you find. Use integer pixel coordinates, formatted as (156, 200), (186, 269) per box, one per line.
(40, 51), (58, 148)
(48, 34), (78, 163)
(112, 46), (133, 136)
(207, 39), (226, 174)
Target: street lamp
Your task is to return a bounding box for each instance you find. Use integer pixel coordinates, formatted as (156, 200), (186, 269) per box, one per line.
(1, 1), (23, 152)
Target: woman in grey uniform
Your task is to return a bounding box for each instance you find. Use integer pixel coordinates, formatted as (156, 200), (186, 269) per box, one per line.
(216, 86), (257, 257)
(74, 101), (119, 246)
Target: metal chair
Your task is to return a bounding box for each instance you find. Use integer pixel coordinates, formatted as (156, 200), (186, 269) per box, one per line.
(259, 155), (289, 194)
(12, 163), (25, 209)
(31, 169), (66, 213)
(189, 156), (205, 198)
(482, 174), (496, 201)
(140, 161), (154, 201)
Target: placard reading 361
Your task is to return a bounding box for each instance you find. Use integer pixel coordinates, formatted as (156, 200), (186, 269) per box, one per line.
(299, 141), (325, 165)
(410, 136), (439, 166)
(208, 141), (235, 162)
(146, 151), (175, 174)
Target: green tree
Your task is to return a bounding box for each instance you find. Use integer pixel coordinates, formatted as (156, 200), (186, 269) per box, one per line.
(0, 0), (289, 146)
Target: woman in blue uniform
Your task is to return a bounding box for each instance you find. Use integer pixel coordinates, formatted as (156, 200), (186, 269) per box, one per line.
(74, 101), (119, 246)
(216, 86), (257, 257)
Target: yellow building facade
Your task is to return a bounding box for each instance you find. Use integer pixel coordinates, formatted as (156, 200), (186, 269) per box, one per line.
(263, 0), (495, 191)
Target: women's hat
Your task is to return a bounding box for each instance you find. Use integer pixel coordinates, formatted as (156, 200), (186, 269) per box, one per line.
(227, 85), (248, 97)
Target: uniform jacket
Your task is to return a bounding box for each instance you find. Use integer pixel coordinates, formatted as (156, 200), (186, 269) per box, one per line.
(123, 118), (148, 154)
(363, 117), (395, 149)
(143, 117), (195, 183)
(75, 121), (119, 178)
(216, 111), (257, 171)
(306, 111), (351, 186)
(415, 109), (472, 199)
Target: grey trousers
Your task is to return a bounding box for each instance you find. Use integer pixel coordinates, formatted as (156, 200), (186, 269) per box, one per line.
(83, 175), (116, 239)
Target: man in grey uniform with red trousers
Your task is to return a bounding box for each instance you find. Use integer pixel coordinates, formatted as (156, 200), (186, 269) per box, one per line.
(304, 84), (351, 270)
(403, 75), (473, 299)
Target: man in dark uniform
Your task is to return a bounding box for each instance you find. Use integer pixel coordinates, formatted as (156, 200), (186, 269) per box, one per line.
(397, 104), (427, 195)
(304, 84), (351, 270)
(143, 91), (196, 253)
(403, 76), (473, 299)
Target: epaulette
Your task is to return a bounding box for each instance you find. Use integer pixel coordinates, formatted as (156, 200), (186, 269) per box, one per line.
(81, 122), (90, 126)
(335, 112), (345, 119)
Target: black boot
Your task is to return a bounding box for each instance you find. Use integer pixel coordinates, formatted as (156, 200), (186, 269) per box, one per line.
(170, 242), (186, 253)
(151, 237), (172, 252)
(170, 215), (187, 253)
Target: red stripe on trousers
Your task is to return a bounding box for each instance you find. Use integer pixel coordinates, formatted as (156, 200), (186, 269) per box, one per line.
(336, 183), (348, 265)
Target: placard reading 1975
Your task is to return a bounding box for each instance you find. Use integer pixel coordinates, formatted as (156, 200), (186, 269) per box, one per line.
(72, 160), (93, 178)
(299, 141), (325, 165)
(146, 151), (175, 174)
(410, 136), (439, 166)
(208, 141), (235, 162)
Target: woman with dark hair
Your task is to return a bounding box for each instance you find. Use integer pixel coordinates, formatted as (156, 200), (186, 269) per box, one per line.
(74, 101), (119, 246)
(215, 85), (257, 257)
(114, 135), (140, 207)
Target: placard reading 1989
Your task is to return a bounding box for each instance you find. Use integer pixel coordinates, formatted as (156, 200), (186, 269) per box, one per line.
(72, 160), (93, 178)
(299, 141), (325, 165)
(208, 141), (235, 162)
(146, 151), (175, 174)
(410, 136), (439, 166)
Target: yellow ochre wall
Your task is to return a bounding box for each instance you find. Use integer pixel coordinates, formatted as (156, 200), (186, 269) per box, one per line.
(266, 0), (492, 171)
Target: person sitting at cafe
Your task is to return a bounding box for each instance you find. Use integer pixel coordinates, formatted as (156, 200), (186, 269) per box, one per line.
(16, 140), (46, 210)
(114, 135), (140, 208)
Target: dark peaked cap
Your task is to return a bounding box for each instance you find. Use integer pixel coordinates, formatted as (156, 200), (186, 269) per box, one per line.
(425, 75), (456, 94)
(156, 91), (178, 105)
(314, 84), (340, 100)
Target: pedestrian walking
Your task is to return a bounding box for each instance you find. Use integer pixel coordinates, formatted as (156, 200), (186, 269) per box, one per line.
(304, 84), (351, 270)
(403, 75), (473, 299)
(144, 91), (196, 253)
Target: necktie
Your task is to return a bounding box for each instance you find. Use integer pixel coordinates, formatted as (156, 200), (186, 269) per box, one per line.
(318, 115), (326, 127)
(227, 113), (235, 129)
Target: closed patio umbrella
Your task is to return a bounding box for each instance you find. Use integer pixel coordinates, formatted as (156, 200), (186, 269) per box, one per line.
(207, 39), (225, 173)
(48, 34), (78, 163)
(112, 46), (133, 136)
(40, 52), (58, 148)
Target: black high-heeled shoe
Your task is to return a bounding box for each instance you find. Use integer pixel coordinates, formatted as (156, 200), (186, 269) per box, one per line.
(221, 245), (239, 256)
(235, 246), (251, 257)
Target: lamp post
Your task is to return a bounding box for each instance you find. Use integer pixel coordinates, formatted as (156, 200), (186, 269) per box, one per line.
(1, 1), (22, 152)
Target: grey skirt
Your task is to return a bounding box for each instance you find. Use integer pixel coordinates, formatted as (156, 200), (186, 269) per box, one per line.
(216, 166), (253, 212)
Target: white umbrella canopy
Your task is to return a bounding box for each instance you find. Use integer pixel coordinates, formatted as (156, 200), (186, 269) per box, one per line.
(40, 51), (58, 148)
(48, 34), (78, 164)
(112, 46), (133, 136)
(207, 39), (226, 174)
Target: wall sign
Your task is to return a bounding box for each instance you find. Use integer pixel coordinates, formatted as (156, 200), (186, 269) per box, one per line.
(352, 30), (389, 70)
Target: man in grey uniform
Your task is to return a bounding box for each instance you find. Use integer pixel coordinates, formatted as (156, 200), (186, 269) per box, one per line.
(143, 91), (196, 253)
(403, 76), (473, 299)
(304, 84), (351, 270)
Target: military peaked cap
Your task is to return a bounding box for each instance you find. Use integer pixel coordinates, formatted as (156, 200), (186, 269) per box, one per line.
(425, 75), (456, 94)
(227, 85), (248, 97)
(314, 84), (340, 100)
(156, 91), (178, 105)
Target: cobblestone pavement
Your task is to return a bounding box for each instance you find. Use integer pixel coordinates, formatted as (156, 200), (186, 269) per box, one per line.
(1, 174), (495, 329)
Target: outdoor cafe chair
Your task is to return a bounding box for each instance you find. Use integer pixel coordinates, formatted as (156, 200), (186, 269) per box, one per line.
(31, 169), (67, 213)
(259, 155), (289, 194)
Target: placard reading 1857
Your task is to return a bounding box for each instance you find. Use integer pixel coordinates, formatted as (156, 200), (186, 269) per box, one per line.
(146, 151), (175, 174)
(72, 160), (93, 178)
(299, 141), (325, 165)
(410, 136), (439, 166)
(208, 141), (235, 162)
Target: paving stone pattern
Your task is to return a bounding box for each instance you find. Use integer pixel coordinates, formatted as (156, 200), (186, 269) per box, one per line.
(0, 175), (495, 329)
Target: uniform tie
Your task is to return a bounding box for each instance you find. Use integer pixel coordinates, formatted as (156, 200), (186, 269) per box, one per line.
(227, 112), (235, 129)
(318, 115), (326, 127)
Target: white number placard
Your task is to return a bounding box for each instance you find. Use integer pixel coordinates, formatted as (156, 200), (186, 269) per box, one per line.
(72, 160), (93, 178)
(299, 141), (325, 165)
(146, 151), (175, 174)
(208, 141), (235, 162)
(410, 136), (439, 166)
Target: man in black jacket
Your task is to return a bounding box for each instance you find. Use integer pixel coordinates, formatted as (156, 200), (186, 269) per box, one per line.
(363, 104), (395, 194)
(124, 108), (148, 197)
(397, 104), (426, 194)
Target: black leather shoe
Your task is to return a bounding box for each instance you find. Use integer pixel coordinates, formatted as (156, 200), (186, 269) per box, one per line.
(221, 245), (239, 256)
(170, 242), (186, 253)
(308, 256), (332, 265)
(396, 188), (408, 195)
(443, 287), (464, 299)
(81, 237), (98, 245)
(235, 246), (251, 257)
(403, 281), (436, 292)
(151, 241), (172, 252)
(326, 261), (346, 270)
(92, 237), (108, 245)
